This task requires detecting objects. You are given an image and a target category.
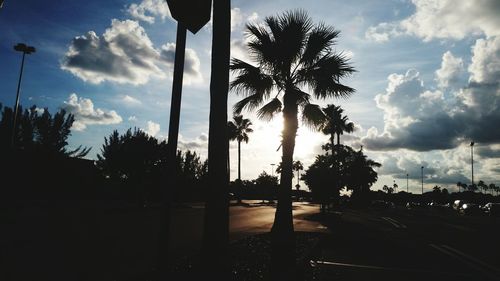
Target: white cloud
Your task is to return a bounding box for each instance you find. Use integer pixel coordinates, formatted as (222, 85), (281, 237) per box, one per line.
(159, 43), (203, 84)
(62, 93), (122, 131)
(127, 0), (171, 24)
(468, 36), (500, 84)
(128, 115), (138, 122)
(435, 51), (464, 88)
(365, 22), (403, 42)
(61, 19), (164, 85)
(143, 120), (160, 137)
(365, 0), (500, 42)
(61, 19), (203, 86)
(122, 95), (142, 105)
(361, 36), (500, 152)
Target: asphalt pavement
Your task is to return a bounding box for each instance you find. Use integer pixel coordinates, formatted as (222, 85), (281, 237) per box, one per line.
(309, 206), (500, 281)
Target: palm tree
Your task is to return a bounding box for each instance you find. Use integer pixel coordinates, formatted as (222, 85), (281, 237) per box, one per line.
(490, 183), (499, 195)
(478, 180), (487, 194)
(293, 160), (304, 190)
(227, 115), (253, 182)
(456, 181), (462, 192)
(230, 10), (355, 277)
(321, 104), (355, 153)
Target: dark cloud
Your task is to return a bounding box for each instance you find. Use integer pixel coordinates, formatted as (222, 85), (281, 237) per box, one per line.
(476, 146), (500, 158)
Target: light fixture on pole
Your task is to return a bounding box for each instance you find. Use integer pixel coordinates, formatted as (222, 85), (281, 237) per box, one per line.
(12, 43), (36, 147)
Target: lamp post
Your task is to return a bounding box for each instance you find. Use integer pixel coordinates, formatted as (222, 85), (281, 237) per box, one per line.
(11, 43), (36, 147)
(470, 141), (474, 187)
(406, 173), (409, 193)
(421, 166), (424, 195)
(270, 163), (275, 177)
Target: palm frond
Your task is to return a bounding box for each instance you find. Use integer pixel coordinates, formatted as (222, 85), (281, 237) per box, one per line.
(300, 23), (340, 67)
(301, 103), (326, 130)
(245, 23), (278, 68)
(273, 9), (313, 67)
(230, 58), (275, 97)
(257, 98), (282, 121)
(297, 53), (356, 99)
(233, 93), (267, 115)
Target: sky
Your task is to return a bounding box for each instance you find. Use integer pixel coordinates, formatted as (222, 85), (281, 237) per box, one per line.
(1, 0), (499, 193)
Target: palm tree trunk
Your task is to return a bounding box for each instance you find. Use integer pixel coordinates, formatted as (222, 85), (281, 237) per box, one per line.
(271, 94), (297, 280)
(238, 140), (241, 181)
(202, 0), (230, 279)
(330, 135), (335, 156)
(337, 132), (340, 145)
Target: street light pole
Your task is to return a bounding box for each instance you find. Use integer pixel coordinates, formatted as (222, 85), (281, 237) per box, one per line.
(406, 173), (409, 193)
(270, 163), (275, 177)
(12, 43), (36, 148)
(470, 141), (474, 187)
(421, 166), (424, 195)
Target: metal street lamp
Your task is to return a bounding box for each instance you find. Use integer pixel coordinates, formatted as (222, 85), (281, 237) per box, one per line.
(470, 141), (475, 187)
(421, 166), (424, 195)
(12, 43), (36, 147)
(406, 173), (409, 193)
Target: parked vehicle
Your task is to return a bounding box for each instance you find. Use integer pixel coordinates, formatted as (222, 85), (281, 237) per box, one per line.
(459, 203), (480, 215)
(453, 200), (468, 211)
(372, 200), (395, 209)
(482, 203), (500, 216)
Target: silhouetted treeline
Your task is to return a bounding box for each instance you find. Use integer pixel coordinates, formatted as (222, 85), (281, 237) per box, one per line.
(0, 105), (209, 203)
(302, 144), (381, 209)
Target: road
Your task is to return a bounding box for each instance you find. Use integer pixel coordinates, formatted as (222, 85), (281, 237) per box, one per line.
(1, 200), (323, 281)
(169, 200), (326, 258)
(3, 201), (500, 281)
(310, 206), (500, 281)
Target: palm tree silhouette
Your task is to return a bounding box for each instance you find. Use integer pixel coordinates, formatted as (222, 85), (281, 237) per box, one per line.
(321, 104), (354, 153)
(227, 115), (253, 183)
(292, 160), (304, 190)
(230, 10), (355, 278)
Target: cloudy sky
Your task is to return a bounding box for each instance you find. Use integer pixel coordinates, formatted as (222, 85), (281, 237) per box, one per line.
(1, 0), (499, 192)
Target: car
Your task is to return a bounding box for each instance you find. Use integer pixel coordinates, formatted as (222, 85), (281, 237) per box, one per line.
(482, 203), (500, 216)
(372, 200), (395, 209)
(406, 202), (423, 209)
(453, 200), (468, 211)
(459, 203), (481, 215)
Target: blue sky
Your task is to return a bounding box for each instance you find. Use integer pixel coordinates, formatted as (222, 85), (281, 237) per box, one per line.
(1, 0), (499, 192)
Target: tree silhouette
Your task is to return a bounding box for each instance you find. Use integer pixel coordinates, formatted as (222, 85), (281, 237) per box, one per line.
(96, 128), (167, 202)
(292, 160), (304, 190)
(227, 114), (253, 183)
(490, 183), (499, 195)
(321, 104), (354, 153)
(230, 10), (355, 277)
(477, 180), (487, 194)
(383, 184), (394, 194)
(0, 104), (90, 157)
(344, 147), (380, 203)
